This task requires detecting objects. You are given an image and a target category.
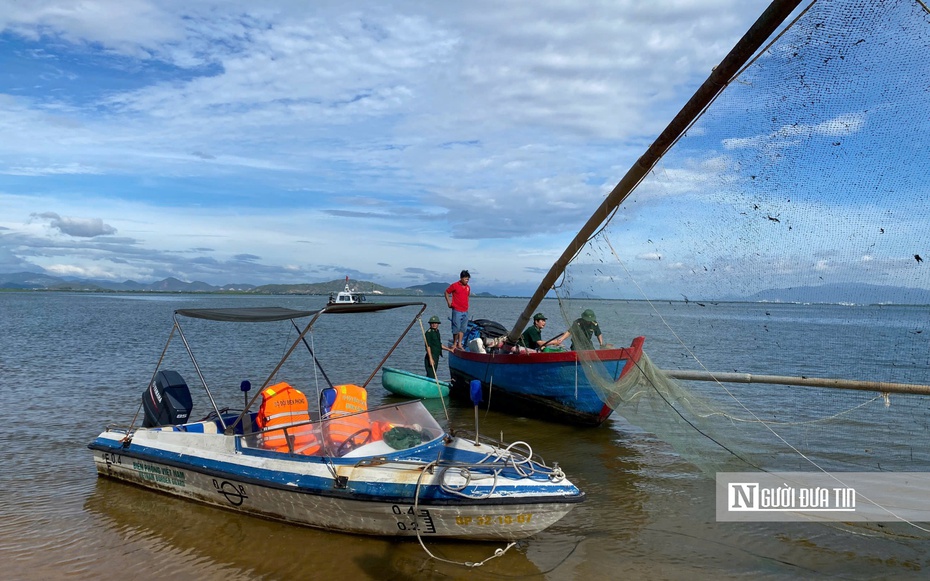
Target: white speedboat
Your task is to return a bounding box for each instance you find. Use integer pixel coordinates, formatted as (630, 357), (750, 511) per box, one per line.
(88, 302), (583, 540)
(328, 276), (366, 304)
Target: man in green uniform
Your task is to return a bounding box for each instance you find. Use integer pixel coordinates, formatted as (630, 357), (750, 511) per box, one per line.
(569, 309), (604, 350)
(520, 313), (569, 351)
(424, 316), (451, 378)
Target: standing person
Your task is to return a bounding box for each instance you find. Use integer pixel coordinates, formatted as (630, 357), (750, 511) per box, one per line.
(569, 309), (605, 350)
(444, 270), (471, 350)
(424, 315), (452, 378)
(520, 313), (569, 351)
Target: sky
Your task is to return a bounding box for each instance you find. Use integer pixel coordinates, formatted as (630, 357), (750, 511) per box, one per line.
(18, 0), (910, 294)
(0, 0), (804, 296)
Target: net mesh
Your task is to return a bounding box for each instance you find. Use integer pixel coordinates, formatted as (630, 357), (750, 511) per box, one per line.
(554, 0), (930, 494)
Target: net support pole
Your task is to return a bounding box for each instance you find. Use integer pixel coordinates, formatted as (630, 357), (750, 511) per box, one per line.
(507, 0), (804, 343)
(662, 370), (930, 396)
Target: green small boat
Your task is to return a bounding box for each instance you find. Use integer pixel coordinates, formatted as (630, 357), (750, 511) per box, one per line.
(381, 366), (450, 399)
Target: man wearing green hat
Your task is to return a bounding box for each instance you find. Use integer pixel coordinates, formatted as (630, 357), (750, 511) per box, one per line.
(520, 312), (569, 351)
(569, 309), (604, 350)
(424, 315), (452, 378)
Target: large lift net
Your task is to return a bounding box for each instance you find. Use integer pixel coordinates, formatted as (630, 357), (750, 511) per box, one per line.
(554, 0), (930, 501)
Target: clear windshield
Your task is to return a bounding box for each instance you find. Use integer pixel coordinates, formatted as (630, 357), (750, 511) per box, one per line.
(242, 400), (444, 457)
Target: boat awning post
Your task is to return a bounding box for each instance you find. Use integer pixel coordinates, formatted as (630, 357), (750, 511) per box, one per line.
(173, 313), (227, 431)
(360, 303), (427, 389)
(130, 322), (179, 431)
(289, 319), (336, 391)
(229, 310), (329, 434)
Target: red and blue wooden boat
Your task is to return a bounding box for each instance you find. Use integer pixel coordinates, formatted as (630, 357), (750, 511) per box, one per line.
(448, 337), (645, 426)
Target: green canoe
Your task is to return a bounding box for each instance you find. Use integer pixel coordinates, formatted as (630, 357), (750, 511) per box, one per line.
(381, 366), (450, 399)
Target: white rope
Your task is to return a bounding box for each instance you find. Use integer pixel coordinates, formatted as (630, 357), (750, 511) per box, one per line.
(409, 439), (564, 566)
(412, 460), (516, 567)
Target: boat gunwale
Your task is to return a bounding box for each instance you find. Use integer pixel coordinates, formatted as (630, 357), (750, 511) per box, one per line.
(88, 437), (585, 507)
(449, 337), (645, 365)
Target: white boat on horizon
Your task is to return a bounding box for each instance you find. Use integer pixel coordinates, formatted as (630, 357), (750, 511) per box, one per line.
(328, 276), (366, 305)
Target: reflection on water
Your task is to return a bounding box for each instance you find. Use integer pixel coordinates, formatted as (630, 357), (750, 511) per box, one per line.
(2, 293), (930, 579)
(82, 478), (553, 579)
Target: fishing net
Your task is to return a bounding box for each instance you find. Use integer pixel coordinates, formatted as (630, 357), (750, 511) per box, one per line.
(555, 0), (930, 494)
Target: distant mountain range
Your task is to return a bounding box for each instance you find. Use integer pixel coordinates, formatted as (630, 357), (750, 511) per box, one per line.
(1, 272), (926, 304)
(745, 282), (930, 305)
(0, 272), (496, 297)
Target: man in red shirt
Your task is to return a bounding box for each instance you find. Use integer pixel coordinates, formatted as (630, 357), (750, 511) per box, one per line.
(444, 270), (471, 350)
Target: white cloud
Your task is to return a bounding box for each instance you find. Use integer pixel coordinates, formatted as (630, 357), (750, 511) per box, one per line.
(0, 0), (809, 290)
(722, 112), (867, 151)
(32, 211), (117, 237)
(4, 162), (102, 176)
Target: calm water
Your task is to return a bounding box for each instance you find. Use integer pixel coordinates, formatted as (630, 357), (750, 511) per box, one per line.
(2, 292), (929, 580)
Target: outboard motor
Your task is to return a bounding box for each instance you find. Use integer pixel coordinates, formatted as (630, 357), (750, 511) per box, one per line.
(142, 370), (193, 428)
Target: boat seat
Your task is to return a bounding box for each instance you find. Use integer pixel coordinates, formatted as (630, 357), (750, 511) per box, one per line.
(182, 420), (221, 433)
(320, 387), (338, 416)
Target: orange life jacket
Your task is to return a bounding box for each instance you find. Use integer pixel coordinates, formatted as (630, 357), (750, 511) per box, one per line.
(324, 384), (381, 452)
(257, 382), (320, 454)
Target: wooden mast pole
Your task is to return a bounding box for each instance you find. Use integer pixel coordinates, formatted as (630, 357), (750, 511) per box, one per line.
(506, 0), (804, 342)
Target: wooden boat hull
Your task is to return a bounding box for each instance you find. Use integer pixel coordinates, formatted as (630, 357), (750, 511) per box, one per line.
(88, 423), (582, 540)
(448, 337), (645, 426)
(381, 366), (450, 399)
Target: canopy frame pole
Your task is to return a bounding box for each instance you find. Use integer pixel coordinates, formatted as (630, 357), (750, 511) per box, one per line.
(360, 304), (428, 389)
(290, 319), (336, 390)
(507, 0), (804, 342)
(227, 309), (330, 434)
(173, 313), (227, 430)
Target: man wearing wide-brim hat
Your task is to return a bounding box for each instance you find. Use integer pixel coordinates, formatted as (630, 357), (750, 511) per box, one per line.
(569, 309), (604, 350)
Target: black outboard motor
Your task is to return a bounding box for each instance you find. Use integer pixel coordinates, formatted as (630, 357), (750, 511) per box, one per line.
(142, 370), (193, 428)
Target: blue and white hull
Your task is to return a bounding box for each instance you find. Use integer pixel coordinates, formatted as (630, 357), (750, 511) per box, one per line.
(89, 418), (582, 540)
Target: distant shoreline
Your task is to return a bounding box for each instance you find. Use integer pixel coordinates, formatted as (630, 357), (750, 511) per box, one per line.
(3, 288), (928, 308)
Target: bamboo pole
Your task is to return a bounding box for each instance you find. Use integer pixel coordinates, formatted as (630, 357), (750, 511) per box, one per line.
(662, 370), (930, 396)
(507, 0), (804, 343)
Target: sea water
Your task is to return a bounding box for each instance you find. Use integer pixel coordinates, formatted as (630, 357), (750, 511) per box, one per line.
(1, 292), (929, 579)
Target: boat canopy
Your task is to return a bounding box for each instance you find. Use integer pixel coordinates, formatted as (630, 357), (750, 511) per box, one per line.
(175, 302), (425, 323)
(175, 307), (316, 322)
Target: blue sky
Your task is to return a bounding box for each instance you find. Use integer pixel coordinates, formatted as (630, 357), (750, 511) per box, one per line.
(1, 0), (799, 296)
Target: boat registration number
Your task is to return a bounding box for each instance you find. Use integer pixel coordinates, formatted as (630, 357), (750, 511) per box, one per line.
(456, 514), (533, 526)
